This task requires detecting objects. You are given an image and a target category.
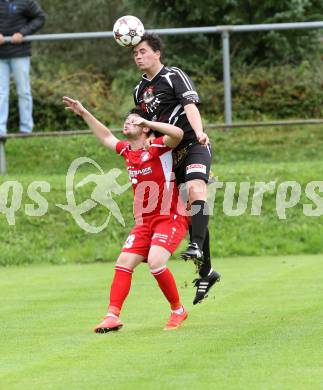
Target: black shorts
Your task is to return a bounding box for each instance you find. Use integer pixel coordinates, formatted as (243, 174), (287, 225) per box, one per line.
(174, 143), (212, 185)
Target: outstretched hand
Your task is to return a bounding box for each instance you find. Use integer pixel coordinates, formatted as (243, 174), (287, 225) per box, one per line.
(62, 96), (86, 116)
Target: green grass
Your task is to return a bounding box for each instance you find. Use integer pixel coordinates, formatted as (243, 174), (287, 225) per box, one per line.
(1, 125), (323, 265)
(2, 158), (323, 265)
(1, 255), (323, 390)
(4, 124), (323, 174)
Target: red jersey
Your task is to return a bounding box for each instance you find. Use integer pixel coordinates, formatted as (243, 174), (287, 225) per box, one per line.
(115, 137), (181, 223)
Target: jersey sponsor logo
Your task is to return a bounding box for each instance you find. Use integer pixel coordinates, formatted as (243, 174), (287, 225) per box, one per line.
(143, 86), (155, 103)
(141, 86), (162, 113)
(128, 166), (152, 178)
(186, 164), (207, 175)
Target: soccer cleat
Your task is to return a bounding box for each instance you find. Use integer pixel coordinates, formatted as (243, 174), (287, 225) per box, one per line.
(193, 270), (221, 305)
(164, 307), (188, 330)
(94, 315), (123, 333)
(180, 242), (204, 270)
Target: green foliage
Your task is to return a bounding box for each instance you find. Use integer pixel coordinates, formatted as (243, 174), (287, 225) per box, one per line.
(31, 0), (322, 86)
(8, 63), (139, 132)
(3, 2), (323, 264)
(108, 67), (141, 124)
(130, 0), (323, 75)
(191, 60), (323, 121)
(6, 0), (321, 133)
(231, 61), (323, 119)
(7, 59), (323, 133)
(34, 0), (143, 79)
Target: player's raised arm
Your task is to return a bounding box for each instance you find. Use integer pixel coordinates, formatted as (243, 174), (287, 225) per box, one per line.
(62, 96), (119, 151)
(133, 117), (183, 148)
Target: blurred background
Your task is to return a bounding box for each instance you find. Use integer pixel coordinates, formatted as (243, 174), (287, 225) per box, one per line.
(2, 1), (323, 266)
(7, 0), (323, 131)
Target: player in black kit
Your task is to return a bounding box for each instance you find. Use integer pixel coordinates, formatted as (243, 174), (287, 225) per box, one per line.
(133, 33), (220, 304)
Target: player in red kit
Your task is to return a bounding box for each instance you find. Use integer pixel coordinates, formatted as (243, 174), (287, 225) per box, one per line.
(63, 96), (189, 332)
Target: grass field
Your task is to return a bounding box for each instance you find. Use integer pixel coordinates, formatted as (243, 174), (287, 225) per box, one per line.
(1, 125), (323, 265)
(1, 255), (323, 390)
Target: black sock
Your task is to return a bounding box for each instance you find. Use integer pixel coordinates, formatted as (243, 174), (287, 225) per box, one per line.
(190, 200), (209, 249)
(202, 227), (210, 260)
(189, 209), (212, 277)
(199, 228), (212, 278)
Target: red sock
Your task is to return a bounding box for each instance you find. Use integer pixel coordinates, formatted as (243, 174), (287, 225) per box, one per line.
(151, 267), (181, 310)
(108, 265), (133, 316)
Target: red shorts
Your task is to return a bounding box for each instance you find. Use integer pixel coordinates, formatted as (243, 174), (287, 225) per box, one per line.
(121, 213), (188, 259)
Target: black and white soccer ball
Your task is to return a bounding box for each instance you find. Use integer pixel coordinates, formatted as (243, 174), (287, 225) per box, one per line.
(113, 15), (145, 48)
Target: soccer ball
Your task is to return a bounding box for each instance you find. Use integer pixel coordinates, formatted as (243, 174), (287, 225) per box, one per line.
(113, 15), (145, 48)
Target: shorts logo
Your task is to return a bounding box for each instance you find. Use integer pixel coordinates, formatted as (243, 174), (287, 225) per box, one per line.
(124, 234), (135, 248)
(186, 164), (206, 175)
(152, 232), (168, 243)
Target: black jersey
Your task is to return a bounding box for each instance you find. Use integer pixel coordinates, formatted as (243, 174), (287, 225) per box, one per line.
(133, 66), (200, 150)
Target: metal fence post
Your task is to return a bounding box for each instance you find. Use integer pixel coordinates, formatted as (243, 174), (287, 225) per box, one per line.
(222, 31), (232, 126)
(0, 140), (6, 175)
(1, 22), (322, 132)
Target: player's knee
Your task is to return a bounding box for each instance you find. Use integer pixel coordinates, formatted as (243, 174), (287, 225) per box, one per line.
(116, 254), (137, 270)
(147, 257), (166, 270)
(187, 179), (207, 202)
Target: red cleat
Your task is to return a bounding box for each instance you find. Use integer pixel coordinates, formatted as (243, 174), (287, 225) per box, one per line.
(94, 315), (123, 333)
(164, 307), (188, 330)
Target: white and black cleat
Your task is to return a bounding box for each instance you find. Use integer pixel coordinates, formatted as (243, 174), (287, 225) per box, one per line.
(193, 270), (221, 305)
(180, 242), (204, 270)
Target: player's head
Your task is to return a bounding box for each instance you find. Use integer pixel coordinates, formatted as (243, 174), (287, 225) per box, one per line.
(123, 108), (152, 139)
(133, 33), (164, 71)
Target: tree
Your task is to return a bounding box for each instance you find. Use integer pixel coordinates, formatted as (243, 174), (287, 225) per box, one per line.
(128, 0), (323, 75)
(34, 0), (145, 79)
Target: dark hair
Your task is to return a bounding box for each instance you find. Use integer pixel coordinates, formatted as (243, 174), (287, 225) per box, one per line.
(136, 33), (164, 61)
(127, 107), (149, 120)
(127, 107), (153, 136)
